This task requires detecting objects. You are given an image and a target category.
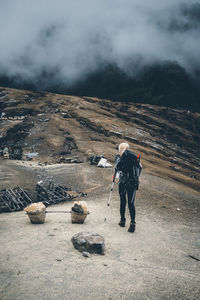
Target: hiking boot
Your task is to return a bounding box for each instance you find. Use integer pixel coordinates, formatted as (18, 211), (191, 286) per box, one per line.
(128, 222), (135, 233)
(118, 218), (126, 227)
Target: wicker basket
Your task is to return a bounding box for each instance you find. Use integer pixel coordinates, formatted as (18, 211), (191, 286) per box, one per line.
(71, 211), (87, 224)
(24, 203), (46, 224)
(27, 210), (46, 224)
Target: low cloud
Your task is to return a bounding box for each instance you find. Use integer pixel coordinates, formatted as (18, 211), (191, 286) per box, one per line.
(0, 0), (200, 88)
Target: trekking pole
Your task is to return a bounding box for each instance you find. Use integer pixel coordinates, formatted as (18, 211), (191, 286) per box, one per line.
(107, 171), (117, 207)
(104, 170), (116, 222)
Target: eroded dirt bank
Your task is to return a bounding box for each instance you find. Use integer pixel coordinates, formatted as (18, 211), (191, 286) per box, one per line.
(0, 160), (199, 300)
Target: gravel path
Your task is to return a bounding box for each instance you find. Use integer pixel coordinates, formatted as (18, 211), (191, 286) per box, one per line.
(0, 160), (199, 300)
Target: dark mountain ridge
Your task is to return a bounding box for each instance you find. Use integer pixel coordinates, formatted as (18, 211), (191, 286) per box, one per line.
(0, 62), (199, 112)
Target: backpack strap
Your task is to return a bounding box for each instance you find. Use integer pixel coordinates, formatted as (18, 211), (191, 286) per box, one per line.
(132, 153), (141, 189)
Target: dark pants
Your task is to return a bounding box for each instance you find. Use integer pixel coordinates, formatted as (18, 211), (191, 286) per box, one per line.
(119, 182), (136, 223)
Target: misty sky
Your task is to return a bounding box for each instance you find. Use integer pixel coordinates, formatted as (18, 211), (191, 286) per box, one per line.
(0, 0), (200, 87)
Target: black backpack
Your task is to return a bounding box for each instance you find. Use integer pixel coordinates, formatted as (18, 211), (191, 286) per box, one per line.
(121, 150), (141, 189)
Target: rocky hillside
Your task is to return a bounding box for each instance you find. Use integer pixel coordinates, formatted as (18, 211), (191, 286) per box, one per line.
(0, 86), (200, 191)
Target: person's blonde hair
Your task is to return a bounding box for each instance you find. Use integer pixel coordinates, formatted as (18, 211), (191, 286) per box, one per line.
(119, 142), (129, 156)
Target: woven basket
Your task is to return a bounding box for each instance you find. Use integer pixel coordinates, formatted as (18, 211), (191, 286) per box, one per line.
(27, 210), (46, 224)
(71, 211), (87, 224)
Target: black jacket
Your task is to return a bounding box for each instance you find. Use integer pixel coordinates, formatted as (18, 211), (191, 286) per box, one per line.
(115, 150), (142, 187)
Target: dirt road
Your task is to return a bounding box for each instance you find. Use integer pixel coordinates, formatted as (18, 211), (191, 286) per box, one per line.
(0, 160), (200, 299)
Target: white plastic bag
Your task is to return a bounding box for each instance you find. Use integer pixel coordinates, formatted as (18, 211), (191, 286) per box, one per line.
(97, 158), (112, 168)
(97, 158), (107, 167)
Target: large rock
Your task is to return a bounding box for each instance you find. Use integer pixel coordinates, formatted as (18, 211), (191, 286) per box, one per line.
(71, 232), (105, 255)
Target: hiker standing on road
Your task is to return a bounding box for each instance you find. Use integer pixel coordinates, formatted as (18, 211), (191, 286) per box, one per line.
(115, 142), (142, 232)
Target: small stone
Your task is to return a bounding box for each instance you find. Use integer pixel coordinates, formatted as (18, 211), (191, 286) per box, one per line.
(82, 251), (90, 258)
(71, 232), (105, 255)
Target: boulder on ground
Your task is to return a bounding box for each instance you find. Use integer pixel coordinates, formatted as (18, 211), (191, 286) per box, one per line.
(89, 154), (102, 165)
(71, 232), (105, 255)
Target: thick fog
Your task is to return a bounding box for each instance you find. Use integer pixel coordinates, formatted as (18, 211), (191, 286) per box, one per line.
(0, 0), (200, 87)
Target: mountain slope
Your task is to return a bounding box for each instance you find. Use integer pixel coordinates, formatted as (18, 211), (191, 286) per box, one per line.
(0, 86), (200, 191)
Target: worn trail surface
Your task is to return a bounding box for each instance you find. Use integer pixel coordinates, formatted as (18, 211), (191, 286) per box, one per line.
(0, 160), (199, 300)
